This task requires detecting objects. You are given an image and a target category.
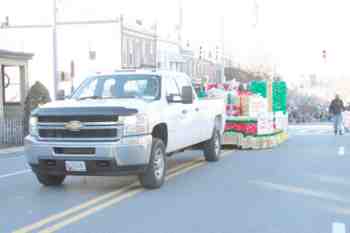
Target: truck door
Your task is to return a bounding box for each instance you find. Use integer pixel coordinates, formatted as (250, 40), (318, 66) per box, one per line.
(164, 76), (185, 152)
(175, 75), (201, 147)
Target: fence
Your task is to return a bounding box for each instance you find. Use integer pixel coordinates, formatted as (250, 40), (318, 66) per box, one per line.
(0, 118), (25, 146)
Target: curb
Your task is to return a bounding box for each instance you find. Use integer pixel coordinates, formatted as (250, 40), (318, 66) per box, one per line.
(0, 146), (24, 155)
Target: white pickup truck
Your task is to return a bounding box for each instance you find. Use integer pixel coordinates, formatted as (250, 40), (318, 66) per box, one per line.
(25, 70), (225, 189)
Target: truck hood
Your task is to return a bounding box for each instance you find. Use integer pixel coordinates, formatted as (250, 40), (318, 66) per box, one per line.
(32, 99), (151, 116)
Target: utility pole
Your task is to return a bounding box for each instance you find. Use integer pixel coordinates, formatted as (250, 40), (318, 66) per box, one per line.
(52, 0), (58, 100)
(1, 2), (121, 99)
(154, 22), (158, 69)
(220, 16), (225, 83)
(120, 14), (124, 68)
(177, 0), (183, 44)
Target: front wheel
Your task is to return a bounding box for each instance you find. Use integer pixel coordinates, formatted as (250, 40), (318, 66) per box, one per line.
(35, 173), (66, 186)
(138, 138), (167, 189)
(203, 129), (221, 162)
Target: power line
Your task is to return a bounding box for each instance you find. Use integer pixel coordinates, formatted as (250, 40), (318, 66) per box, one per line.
(0, 19), (121, 29)
(253, 0), (259, 28)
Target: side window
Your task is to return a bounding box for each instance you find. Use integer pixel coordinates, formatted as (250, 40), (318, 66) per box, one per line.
(165, 77), (180, 96)
(102, 79), (116, 97)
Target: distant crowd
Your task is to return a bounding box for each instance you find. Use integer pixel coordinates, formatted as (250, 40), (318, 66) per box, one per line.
(288, 109), (330, 123)
(288, 99), (350, 124)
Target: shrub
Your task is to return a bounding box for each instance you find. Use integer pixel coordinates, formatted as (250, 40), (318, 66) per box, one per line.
(23, 81), (51, 135)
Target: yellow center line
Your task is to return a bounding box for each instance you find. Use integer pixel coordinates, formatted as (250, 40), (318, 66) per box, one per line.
(38, 160), (208, 233)
(12, 157), (202, 233)
(13, 149), (233, 233)
(38, 187), (143, 233)
(12, 183), (137, 233)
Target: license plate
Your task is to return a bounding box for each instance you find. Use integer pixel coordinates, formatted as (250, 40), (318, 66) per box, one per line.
(65, 161), (87, 172)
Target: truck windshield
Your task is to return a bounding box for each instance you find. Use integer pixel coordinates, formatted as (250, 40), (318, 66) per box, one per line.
(72, 74), (161, 100)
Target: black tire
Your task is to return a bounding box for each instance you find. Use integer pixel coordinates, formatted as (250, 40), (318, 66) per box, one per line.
(35, 173), (66, 186)
(138, 138), (167, 189)
(203, 129), (221, 162)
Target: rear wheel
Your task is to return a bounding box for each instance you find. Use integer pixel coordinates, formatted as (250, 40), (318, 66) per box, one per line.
(35, 173), (66, 186)
(203, 129), (221, 162)
(138, 138), (166, 189)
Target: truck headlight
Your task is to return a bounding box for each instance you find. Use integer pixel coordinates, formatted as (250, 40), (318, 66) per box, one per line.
(29, 116), (38, 137)
(120, 114), (149, 136)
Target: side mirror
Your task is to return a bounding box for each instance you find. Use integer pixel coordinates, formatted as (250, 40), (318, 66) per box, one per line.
(167, 94), (182, 103)
(57, 90), (66, 100)
(181, 86), (193, 104)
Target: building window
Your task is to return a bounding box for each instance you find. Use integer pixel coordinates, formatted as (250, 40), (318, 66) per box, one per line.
(128, 38), (134, 67)
(135, 39), (141, 67)
(143, 40), (146, 58)
(140, 40), (145, 65)
(145, 41), (151, 62)
(122, 37), (128, 67)
(149, 41), (153, 55)
(3, 66), (21, 104)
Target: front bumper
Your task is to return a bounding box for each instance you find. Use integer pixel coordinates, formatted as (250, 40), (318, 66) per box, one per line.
(25, 135), (152, 176)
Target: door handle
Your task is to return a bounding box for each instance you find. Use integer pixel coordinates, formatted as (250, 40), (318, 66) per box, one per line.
(182, 109), (188, 114)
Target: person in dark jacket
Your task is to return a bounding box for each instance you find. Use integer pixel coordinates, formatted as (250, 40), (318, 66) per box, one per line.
(329, 94), (346, 135)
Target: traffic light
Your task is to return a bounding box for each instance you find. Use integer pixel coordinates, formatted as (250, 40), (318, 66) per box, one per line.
(199, 46), (203, 60)
(322, 50), (327, 60)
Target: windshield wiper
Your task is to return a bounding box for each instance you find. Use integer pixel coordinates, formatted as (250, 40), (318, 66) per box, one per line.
(77, 95), (102, 100)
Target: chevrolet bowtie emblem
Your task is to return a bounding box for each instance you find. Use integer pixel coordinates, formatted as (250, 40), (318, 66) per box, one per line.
(64, 121), (83, 132)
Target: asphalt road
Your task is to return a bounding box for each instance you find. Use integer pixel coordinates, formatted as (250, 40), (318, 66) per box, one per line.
(1, 124), (350, 233)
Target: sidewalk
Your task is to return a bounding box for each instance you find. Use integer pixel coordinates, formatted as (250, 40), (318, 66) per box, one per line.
(0, 146), (24, 155)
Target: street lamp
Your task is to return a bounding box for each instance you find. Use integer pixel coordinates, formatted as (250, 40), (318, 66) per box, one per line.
(52, 0), (59, 100)
(220, 16), (225, 83)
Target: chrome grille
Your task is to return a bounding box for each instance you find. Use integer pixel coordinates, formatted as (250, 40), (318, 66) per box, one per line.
(37, 121), (123, 141)
(38, 115), (118, 123)
(39, 129), (117, 138)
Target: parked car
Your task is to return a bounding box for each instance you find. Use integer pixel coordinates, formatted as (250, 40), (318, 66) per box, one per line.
(25, 70), (226, 189)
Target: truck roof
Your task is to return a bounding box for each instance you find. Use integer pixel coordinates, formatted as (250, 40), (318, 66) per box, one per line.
(92, 69), (187, 79)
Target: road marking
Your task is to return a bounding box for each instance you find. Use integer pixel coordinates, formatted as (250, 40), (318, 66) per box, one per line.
(332, 222), (346, 233)
(0, 154), (25, 160)
(12, 181), (140, 233)
(166, 160), (206, 180)
(221, 150), (232, 157)
(338, 147), (345, 156)
(13, 160), (199, 233)
(38, 185), (143, 233)
(37, 159), (207, 233)
(251, 180), (349, 203)
(0, 146), (24, 155)
(39, 160), (209, 233)
(13, 150), (232, 233)
(288, 125), (336, 136)
(0, 169), (31, 179)
(310, 174), (350, 186)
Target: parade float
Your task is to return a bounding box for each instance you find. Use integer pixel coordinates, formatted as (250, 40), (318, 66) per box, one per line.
(217, 80), (288, 149)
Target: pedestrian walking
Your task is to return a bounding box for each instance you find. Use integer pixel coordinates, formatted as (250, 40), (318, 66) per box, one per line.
(329, 94), (346, 135)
